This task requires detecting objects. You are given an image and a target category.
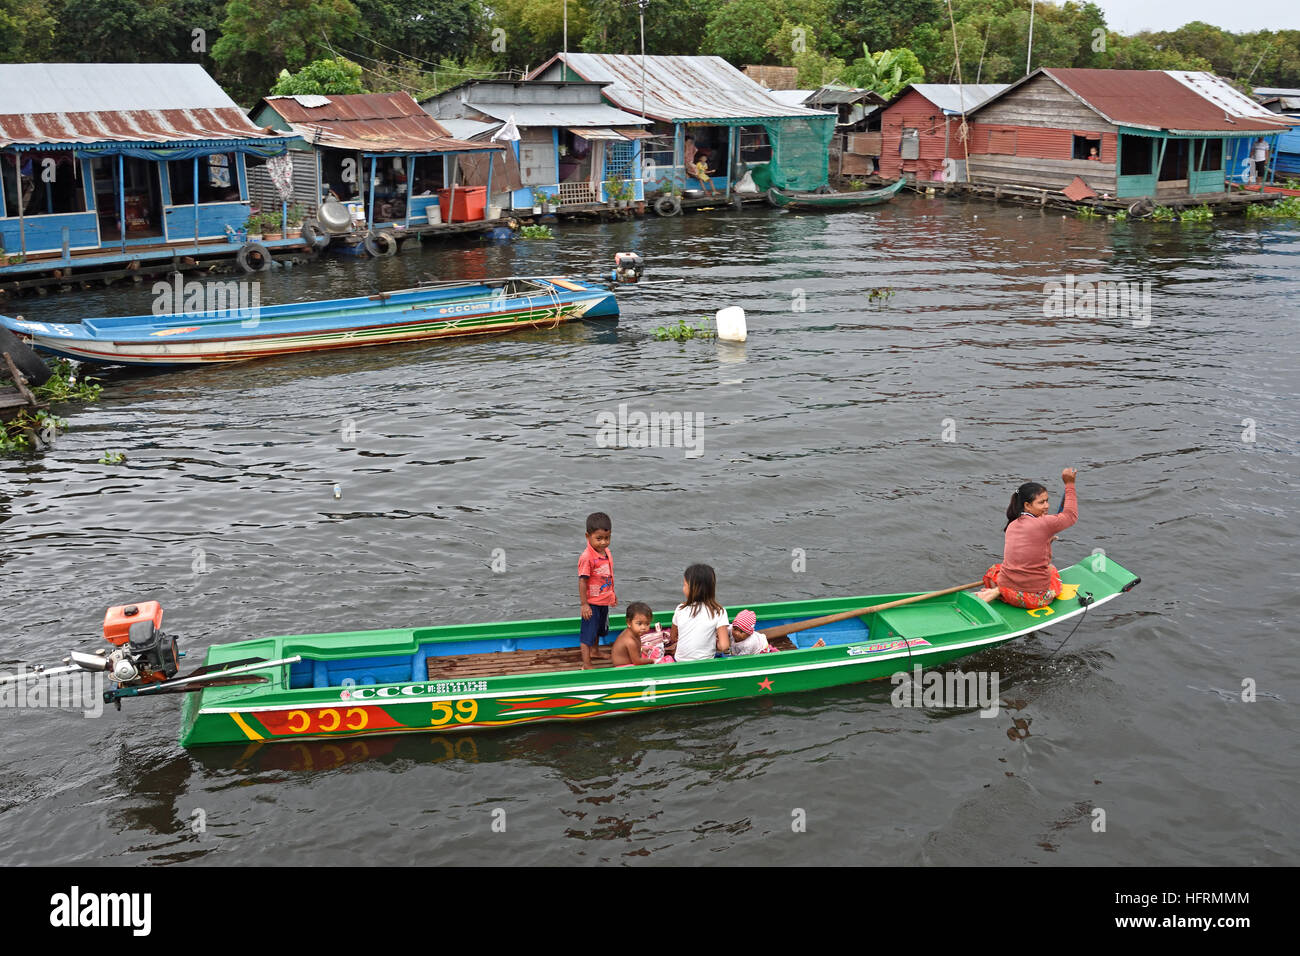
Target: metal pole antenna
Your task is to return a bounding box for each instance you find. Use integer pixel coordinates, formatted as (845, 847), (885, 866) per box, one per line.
(639, 0), (648, 120)
(1026, 0), (1035, 75)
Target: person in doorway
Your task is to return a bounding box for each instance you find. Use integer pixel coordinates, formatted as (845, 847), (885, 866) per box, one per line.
(1253, 138), (1270, 183)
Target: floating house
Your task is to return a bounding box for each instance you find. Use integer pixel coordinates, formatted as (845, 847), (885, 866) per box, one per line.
(0, 63), (290, 282)
(1241, 87), (1300, 181)
(963, 69), (1290, 200)
(874, 84), (1008, 182)
(249, 92), (505, 231)
(528, 54), (837, 195)
(420, 80), (650, 211)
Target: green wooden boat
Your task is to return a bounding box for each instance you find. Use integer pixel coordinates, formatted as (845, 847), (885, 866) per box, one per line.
(4, 556), (1138, 748)
(767, 177), (906, 210)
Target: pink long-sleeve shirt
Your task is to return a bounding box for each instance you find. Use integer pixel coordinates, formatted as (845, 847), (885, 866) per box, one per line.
(998, 484), (1078, 593)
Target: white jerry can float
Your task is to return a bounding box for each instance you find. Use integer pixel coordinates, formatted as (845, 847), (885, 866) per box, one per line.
(715, 306), (747, 342)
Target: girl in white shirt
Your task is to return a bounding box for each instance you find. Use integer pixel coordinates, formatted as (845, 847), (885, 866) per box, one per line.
(669, 564), (732, 662)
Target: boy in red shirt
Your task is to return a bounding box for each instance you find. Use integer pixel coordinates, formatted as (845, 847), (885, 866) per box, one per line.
(578, 512), (616, 668)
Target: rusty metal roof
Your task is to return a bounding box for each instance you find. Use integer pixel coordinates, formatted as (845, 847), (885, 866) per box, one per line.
(971, 68), (1289, 135)
(260, 93), (501, 154)
(530, 54), (833, 123)
(0, 63), (283, 149)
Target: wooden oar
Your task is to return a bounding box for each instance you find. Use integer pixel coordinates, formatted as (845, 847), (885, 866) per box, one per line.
(761, 581), (984, 640)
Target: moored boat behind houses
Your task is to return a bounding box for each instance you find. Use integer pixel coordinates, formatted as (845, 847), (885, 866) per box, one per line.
(0, 63), (292, 285)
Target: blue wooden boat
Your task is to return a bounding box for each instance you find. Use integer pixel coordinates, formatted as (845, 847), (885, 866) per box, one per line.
(0, 276), (619, 367)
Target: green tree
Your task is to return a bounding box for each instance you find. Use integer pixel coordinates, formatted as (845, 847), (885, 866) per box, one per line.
(793, 49), (846, 87)
(352, 0), (486, 68)
(494, 0), (591, 71)
(841, 43), (925, 97)
(581, 0), (722, 57)
(40, 0), (221, 63)
(212, 0), (362, 102)
(270, 56), (365, 95)
(0, 0), (58, 60)
(703, 0), (783, 65)
(836, 0), (942, 58)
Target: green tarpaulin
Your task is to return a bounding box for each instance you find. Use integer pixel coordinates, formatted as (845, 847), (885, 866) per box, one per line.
(762, 116), (835, 191)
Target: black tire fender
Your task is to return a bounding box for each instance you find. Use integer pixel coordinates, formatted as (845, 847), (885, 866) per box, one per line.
(300, 219), (329, 250)
(364, 230), (398, 257)
(653, 195), (682, 217)
(236, 241), (271, 273)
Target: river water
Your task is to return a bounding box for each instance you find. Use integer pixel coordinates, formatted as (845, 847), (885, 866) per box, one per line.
(1, 197), (1296, 865)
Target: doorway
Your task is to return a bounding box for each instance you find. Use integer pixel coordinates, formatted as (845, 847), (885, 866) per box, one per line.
(92, 156), (163, 240)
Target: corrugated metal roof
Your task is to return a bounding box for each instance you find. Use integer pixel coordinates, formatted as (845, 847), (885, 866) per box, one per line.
(464, 101), (650, 128)
(971, 69), (1289, 134)
(532, 53), (834, 122)
(0, 63), (239, 114)
(260, 92), (499, 154)
(438, 118), (499, 140)
(2, 109), (281, 149)
(806, 86), (888, 107)
(769, 90), (816, 107)
(0, 63), (282, 149)
(908, 84), (1009, 115)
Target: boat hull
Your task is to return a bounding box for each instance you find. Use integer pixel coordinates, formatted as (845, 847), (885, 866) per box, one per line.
(178, 556), (1139, 748)
(0, 277), (618, 367)
(767, 178), (907, 209)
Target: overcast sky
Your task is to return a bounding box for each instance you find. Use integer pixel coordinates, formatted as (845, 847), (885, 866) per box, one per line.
(1091, 0), (1299, 34)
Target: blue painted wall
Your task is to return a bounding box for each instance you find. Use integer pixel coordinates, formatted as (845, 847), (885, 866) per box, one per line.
(0, 211), (100, 255)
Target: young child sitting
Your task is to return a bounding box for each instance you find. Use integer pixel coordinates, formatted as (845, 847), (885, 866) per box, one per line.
(729, 609), (777, 655)
(612, 602), (657, 667)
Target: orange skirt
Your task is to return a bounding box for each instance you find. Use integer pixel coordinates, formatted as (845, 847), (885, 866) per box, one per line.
(983, 563), (1061, 610)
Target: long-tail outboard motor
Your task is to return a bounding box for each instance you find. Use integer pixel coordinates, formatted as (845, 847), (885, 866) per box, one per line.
(611, 252), (644, 284)
(103, 602), (179, 686)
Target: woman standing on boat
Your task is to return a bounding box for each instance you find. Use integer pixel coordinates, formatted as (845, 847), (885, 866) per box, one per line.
(977, 468), (1078, 609)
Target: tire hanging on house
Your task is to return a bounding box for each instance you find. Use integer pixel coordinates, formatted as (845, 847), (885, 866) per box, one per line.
(654, 195), (682, 217)
(236, 241), (271, 273)
(300, 219), (330, 252)
(364, 230), (398, 257)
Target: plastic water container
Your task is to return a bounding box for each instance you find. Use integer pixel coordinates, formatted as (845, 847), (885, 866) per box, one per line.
(716, 306), (747, 342)
(487, 205), (502, 220)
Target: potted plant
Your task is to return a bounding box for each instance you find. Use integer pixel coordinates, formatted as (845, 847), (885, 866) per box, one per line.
(262, 211), (283, 241)
(286, 203), (305, 229)
(244, 214), (264, 242)
(531, 188), (547, 215)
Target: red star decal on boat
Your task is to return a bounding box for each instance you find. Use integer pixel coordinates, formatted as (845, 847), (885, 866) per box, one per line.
(758, 677), (773, 691)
